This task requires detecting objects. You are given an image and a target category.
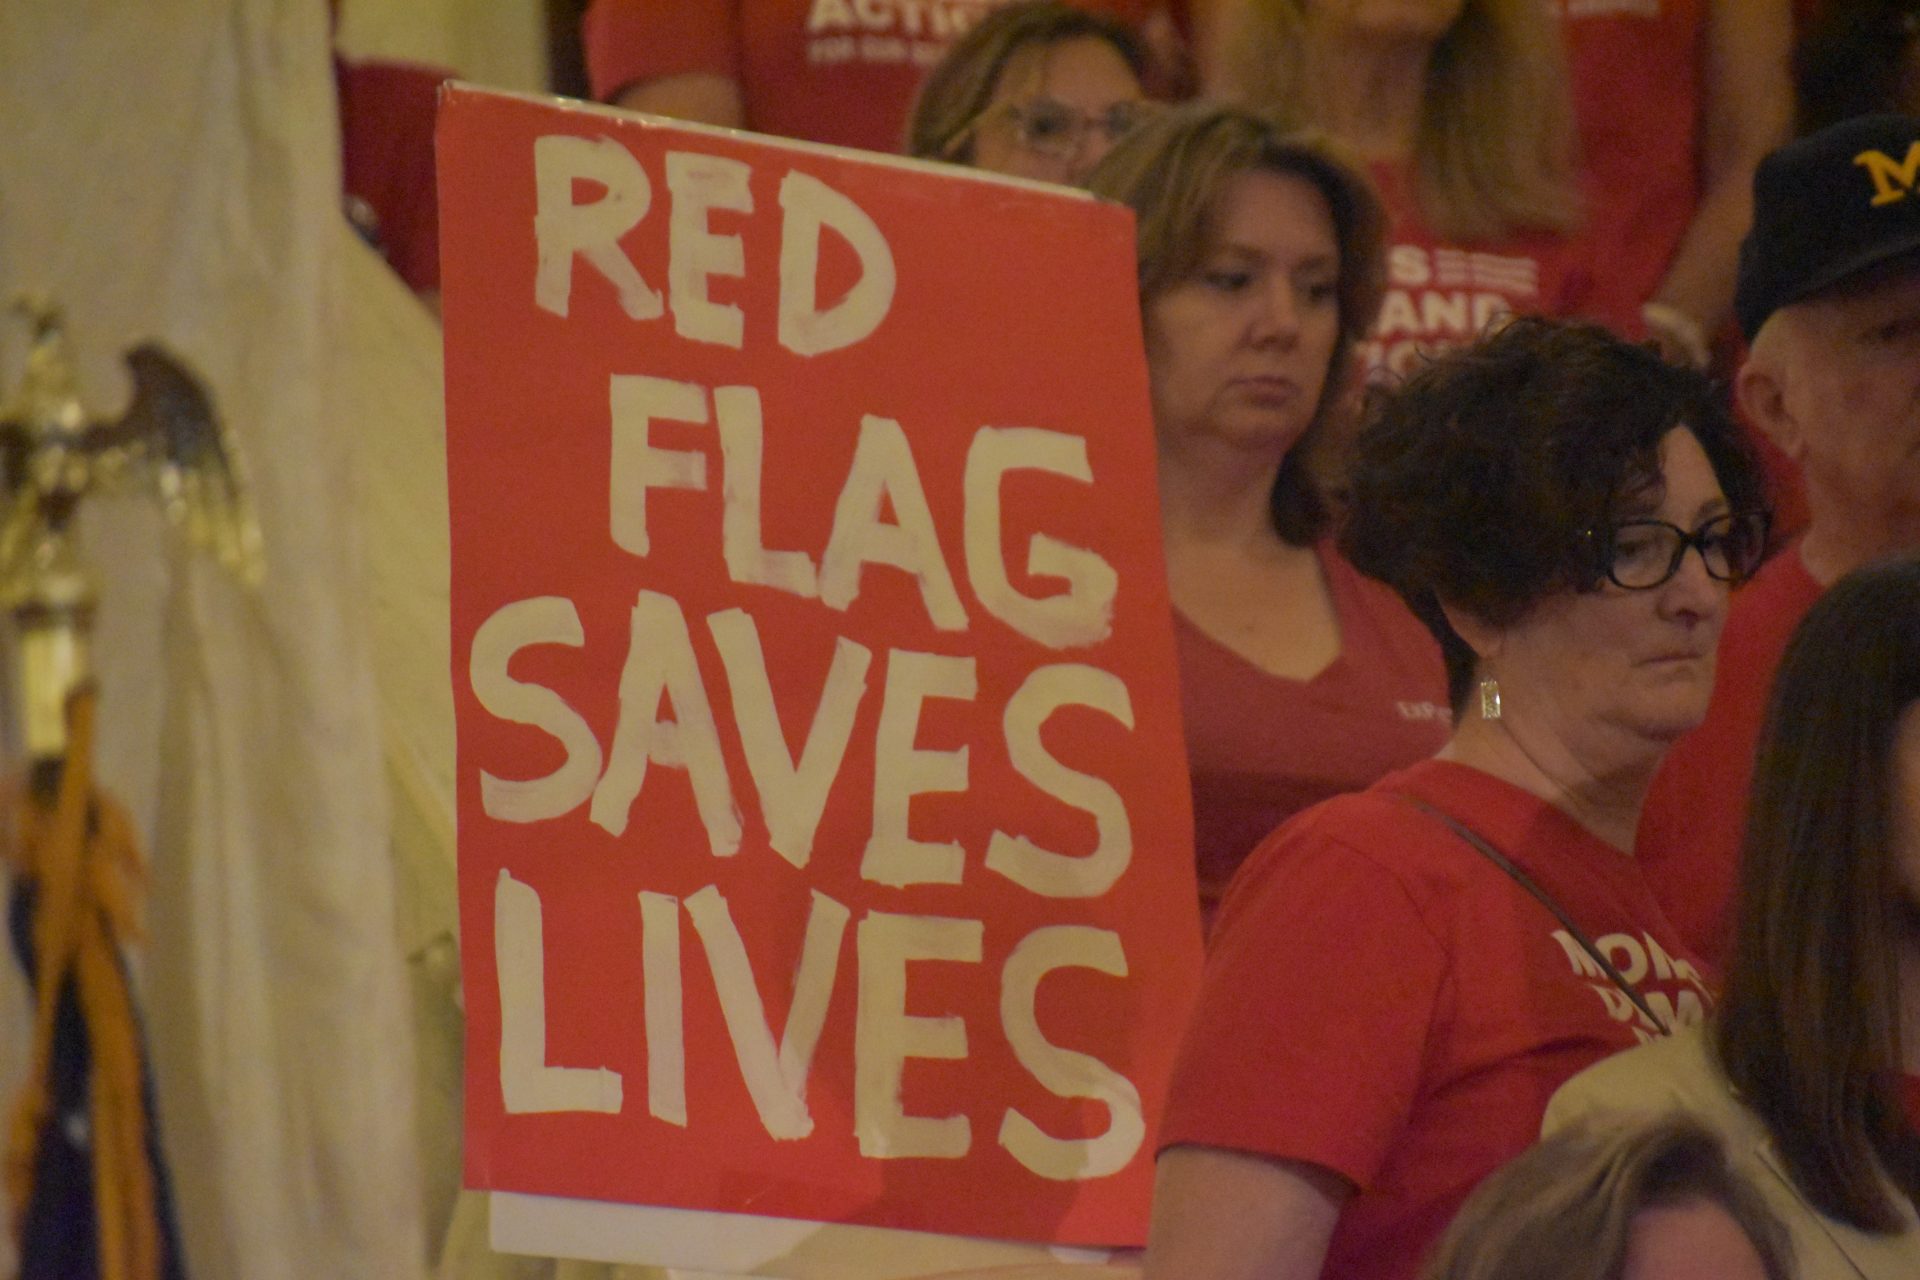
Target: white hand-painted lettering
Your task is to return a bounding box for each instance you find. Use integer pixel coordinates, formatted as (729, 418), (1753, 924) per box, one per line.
(1552, 928), (1712, 1037)
(532, 140), (896, 356)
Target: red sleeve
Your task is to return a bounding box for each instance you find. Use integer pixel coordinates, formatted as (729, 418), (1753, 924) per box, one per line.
(1158, 816), (1449, 1189)
(582, 0), (740, 103)
(337, 57), (447, 293)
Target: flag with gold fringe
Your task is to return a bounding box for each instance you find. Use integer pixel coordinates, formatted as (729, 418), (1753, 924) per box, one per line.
(6, 688), (186, 1279)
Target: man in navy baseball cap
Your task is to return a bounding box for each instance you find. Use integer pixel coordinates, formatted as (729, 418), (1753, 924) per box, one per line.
(1734, 113), (1920, 339)
(1641, 113), (1920, 965)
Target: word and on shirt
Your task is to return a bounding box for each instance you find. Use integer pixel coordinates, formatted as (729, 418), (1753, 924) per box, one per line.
(1362, 243), (1541, 379)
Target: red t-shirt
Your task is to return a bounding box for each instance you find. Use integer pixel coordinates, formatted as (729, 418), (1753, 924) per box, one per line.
(1161, 760), (1711, 1280)
(1361, 163), (1609, 381)
(1176, 541), (1448, 925)
(581, 0), (1163, 154)
(1637, 545), (1824, 967)
(1559, 0), (1705, 325)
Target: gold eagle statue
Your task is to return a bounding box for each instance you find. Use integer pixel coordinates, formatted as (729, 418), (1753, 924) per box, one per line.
(0, 296), (263, 758)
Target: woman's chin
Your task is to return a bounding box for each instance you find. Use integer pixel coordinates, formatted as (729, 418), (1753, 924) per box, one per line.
(1637, 703), (1713, 748)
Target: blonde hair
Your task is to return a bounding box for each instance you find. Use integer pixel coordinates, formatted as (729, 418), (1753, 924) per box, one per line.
(1216, 0), (1578, 242)
(1085, 103), (1387, 543)
(1421, 1117), (1793, 1280)
(904, 1), (1145, 162)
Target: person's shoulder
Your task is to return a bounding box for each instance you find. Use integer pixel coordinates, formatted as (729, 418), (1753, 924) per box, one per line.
(1205, 778), (1462, 984)
(1544, 1024), (1722, 1130)
(1227, 763), (1499, 897)
(1230, 785), (1413, 878)
(1217, 776), (1439, 903)
(1271, 765), (1444, 844)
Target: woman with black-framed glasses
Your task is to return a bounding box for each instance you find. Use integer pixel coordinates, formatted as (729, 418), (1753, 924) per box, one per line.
(1592, 511), (1772, 594)
(1146, 317), (1768, 1280)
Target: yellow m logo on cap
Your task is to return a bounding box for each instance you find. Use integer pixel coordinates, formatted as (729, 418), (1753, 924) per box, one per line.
(1856, 143), (1920, 206)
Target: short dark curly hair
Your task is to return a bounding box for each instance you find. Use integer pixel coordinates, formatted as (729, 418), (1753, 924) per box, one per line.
(1341, 317), (1765, 713)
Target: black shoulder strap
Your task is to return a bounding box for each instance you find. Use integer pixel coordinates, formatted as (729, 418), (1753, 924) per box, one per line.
(1398, 794), (1671, 1036)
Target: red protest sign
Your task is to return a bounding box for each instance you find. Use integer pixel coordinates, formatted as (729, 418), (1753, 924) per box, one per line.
(439, 83), (1202, 1253)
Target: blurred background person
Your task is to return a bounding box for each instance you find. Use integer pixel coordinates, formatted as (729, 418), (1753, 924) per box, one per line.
(1558, 0), (1792, 373)
(1420, 1117), (1790, 1280)
(1196, 0), (1609, 409)
(1795, 0), (1920, 134)
(581, 0), (1189, 155)
(1554, 0), (1800, 546)
(1144, 317), (1766, 1280)
(1551, 554), (1920, 1276)
(907, 1), (1154, 186)
(1084, 105), (1447, 924)
(1639, 113), (1920, 966)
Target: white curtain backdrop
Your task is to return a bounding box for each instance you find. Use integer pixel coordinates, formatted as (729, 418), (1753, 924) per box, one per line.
(0, 3), (426, 1276)
(335, 0), (548, 94)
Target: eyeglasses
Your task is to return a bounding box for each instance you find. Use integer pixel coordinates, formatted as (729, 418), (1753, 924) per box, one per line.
(1592, 510), (1772, 590)
(948, 98), (1157, 163)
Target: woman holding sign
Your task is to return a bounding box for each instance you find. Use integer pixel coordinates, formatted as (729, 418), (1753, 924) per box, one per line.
(1085, 106), (1449, 924)
(1145, 318), (1769, 1280)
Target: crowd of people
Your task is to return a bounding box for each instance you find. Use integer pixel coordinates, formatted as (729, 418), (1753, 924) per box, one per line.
(341, 1), (1920, 1276)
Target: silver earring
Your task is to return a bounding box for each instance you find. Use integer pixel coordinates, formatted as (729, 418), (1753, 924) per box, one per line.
(1479, 676), (1502, 721)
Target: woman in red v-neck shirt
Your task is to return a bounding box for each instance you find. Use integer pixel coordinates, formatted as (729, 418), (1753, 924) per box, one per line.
(1084, 105), (1449, 928)
(1549, 555), (1920, 1277)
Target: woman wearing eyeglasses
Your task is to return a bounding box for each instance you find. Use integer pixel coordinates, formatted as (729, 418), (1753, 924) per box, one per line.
(1544, 554), (1920, 1278)
(906, 2), (1158, 187)
(1145, 317), (1769, 1280)
(1080, 105), (1450, 926)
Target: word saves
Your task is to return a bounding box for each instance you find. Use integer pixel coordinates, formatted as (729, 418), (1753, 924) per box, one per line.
(471, 136), (1147, 1183)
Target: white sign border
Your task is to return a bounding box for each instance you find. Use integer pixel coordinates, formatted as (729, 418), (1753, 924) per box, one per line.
(491, 1191), (1126, 1276)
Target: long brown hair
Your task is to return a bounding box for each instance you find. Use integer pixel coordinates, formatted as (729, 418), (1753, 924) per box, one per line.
(1716, 554), (1920, 1230)
(1211, 0), (1578, 242)
(1085, 103), (1387, 545)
